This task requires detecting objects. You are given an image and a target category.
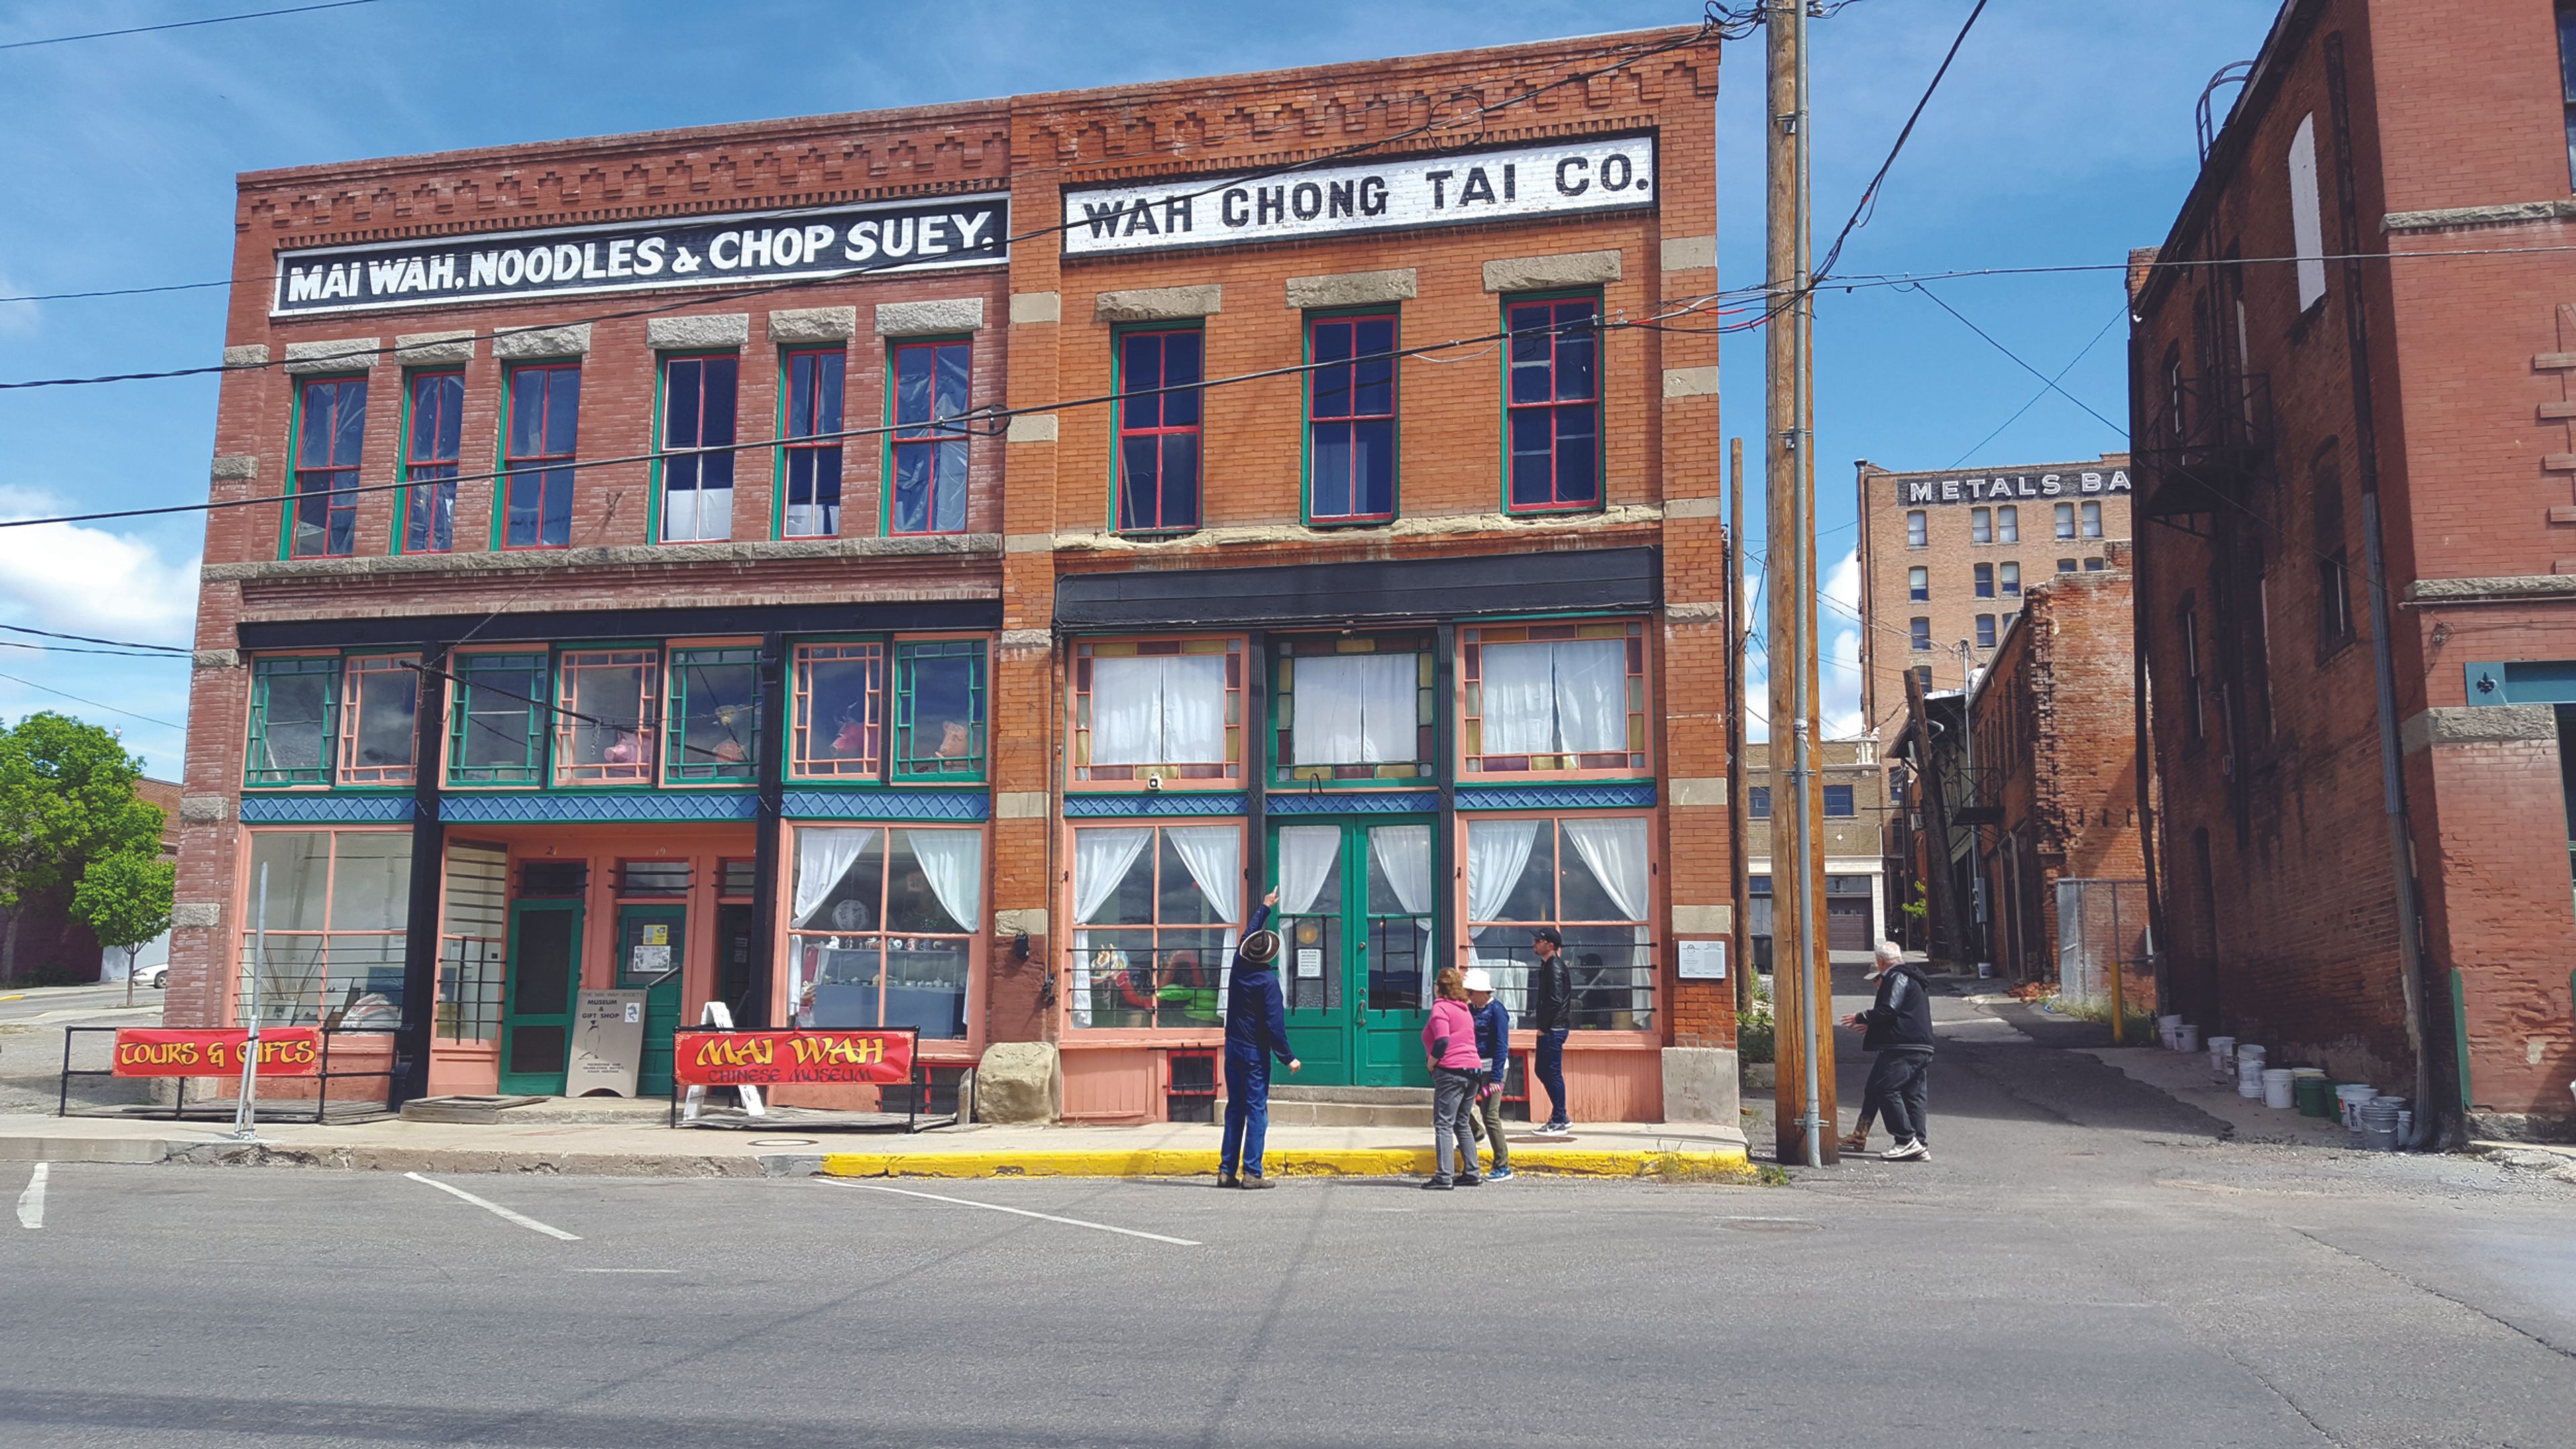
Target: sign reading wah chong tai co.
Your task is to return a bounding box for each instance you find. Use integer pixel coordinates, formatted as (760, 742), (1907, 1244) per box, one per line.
(270, 195), (1009, 317)
(1059, 135), (1657, 258)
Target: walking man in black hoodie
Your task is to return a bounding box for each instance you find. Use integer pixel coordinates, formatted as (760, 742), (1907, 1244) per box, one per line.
(1845, 941), (1936, 1161)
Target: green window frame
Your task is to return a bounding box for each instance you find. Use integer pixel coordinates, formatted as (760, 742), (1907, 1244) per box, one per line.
(1269, 632), (1435, 784)
(446, 651), (550, 787)
(893, 639), (988, 781)
(665, 646), (762, 785)
(246, 657), (340, 788)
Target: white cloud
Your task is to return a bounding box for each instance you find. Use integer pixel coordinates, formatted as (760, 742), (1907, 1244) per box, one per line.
(0, 266), (35, 339)
(1736, 547), (1869, 742)
(0, 487), (199, 643)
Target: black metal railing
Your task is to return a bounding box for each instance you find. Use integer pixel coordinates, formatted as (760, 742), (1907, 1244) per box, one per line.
(2138, 372), (2273, 517)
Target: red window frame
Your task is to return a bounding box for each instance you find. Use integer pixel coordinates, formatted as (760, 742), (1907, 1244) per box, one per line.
(890, 337), (973, 536)
(1307, 313), (1398, 523)
(657, 354), (739, 543)
(780, 347), (845, 539)
(403, 370), (463, 554)
(1503, 296), (1601, 513)
(1115, 327), (1203, 534)
(502, 362), (580, 550)
(290, 376), (367, 559)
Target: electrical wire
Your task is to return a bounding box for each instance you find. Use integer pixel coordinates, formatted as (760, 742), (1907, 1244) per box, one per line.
(0, 0), (395, 52)
(0, 669), (184, 733)
(1813, 0), (1988, 284)
(0, 622), (189, 653)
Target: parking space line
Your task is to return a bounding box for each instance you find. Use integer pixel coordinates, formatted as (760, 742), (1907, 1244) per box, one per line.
(16, 1163), (45, 1230)
(402, 1171), (582, 1241)
(820, 1179), (1201, 1246)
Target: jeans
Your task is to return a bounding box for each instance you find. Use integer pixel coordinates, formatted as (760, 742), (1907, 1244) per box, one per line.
(1868, 1050), (1933, 1144)
(1432, 1069), (1481, 1181)
(1477, 1083), (1511, 1173)
(1534, 1028), (1570, 1126)
(1222, 1053), (1272, 1178)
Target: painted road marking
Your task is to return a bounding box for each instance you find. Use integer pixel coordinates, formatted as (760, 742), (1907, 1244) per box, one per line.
(17, 1164), (47, 1230)
(403, 1171), (582, 1241)
(568, 1267), (680, 1274)
(821, 1179), (1201, 1246)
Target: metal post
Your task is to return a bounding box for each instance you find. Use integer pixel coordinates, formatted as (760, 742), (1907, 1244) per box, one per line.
(231, 860), (267, 1141)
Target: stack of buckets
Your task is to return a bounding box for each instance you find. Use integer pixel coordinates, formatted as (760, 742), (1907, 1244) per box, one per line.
(2157, 1014), (2200, 1052)
(2202, 1034), (2406, 1149)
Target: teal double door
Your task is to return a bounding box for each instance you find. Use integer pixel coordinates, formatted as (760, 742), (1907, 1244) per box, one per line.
(1271, 820), (1436, 1088)
(497, 899), (682, 1097)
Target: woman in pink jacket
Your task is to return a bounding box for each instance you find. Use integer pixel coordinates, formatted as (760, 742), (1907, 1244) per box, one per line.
(1422, 967), (1485, 1189)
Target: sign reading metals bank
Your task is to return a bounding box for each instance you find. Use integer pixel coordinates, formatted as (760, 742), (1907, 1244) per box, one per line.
(270, 194), (1009, 317)
(1061, 136), (1656, 258)
(1900, 468), (2133, 506)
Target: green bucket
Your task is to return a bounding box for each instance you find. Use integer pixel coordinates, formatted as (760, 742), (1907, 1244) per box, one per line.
(2294, 1075), (2332, 1118)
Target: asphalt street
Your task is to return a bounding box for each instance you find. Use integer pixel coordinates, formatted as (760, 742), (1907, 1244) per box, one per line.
(1, 978), (2571, 1448)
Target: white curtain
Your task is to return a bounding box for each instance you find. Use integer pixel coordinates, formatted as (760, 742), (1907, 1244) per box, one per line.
(792, 828), (877, 928)
(1562, 817), (1650, 922)
(1293, 653), (1417, 765)
(1479, 642), (1558, 755)
(1165, 825), (1242, 1015)
(902, 829), (983, 933)
(1368, 824), (1435, 999)
(1553, 639), (1628, 755)
(1277, 826), (1341, 916)
(1069, 826), (1153, 1030)
(1465, 818), (1541, 943)
(1091, 655), (1228, 766)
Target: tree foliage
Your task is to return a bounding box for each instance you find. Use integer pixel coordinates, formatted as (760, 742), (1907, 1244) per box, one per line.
(0, 712), (164, 912)
(74, 849), (176, 957)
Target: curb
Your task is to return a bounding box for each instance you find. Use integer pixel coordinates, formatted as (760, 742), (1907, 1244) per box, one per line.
(818, 1145), (1759, 1182)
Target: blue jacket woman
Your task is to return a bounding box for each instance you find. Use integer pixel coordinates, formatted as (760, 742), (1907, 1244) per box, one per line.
(1220, 890), (1298, 1188)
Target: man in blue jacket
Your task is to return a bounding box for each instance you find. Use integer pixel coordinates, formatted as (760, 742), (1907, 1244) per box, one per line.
(1221, 888), (1297, 1189)
(1464, 967), (1513, 1181)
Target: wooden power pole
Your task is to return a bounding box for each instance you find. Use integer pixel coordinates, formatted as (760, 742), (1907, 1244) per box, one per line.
(1766, 0), (1836, 1167)
(1727, 438), (1753, 1019)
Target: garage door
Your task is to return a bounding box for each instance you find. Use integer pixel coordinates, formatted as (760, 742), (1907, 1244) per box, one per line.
(1825, 897), (1872, 952)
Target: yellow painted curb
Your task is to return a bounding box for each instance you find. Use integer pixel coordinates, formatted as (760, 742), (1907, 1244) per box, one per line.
(816, 1144), (1754, 1182)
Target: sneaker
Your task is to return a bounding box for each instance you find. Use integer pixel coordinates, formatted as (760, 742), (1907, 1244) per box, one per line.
(1487, 1167), (1515, 1182)
(1216, 1173), (1241, 1189)
(1421, 1177), (1454, 1191)
(1881, 1139), (1928, 1162)
(1238, 1175), (1276, 1190)
(1536, 1122), (1572, 1138)
(1456, 1174), (1482, 1187)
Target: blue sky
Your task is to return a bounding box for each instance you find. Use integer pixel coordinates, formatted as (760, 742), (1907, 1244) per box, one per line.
(0, 0), (2281, 766)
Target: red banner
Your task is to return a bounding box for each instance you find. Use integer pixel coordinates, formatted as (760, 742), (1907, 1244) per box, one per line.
(672, 1028), (915, 1087)
(111, 1028), (323, 1077)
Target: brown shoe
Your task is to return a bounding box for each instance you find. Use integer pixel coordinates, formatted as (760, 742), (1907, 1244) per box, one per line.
(1838, 1130), (1870, 1154)
(1238, 1175), (1277, 1189)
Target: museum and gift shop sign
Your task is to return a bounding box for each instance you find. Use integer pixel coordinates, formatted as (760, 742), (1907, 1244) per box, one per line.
(271, 195), (1009, 317)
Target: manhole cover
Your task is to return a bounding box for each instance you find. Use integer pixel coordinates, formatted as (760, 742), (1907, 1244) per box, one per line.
(1719, 1218), (1822, 1234)
(751, 1138), (820, 1147)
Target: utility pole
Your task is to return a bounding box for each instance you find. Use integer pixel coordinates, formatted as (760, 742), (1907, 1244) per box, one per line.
(1766, 0), (1835, 1167)
(1728, 437), (1754, 1019)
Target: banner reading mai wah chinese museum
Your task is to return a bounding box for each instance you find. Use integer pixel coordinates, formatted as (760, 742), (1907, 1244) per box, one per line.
(672, 1029), (916, 1088)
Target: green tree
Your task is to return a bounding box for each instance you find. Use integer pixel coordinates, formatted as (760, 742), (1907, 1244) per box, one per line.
(0, 712), (166, 982)
(74, 849), (176, 1006)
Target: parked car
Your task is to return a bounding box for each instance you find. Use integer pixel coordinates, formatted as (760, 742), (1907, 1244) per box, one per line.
(131, 962), (168, 989)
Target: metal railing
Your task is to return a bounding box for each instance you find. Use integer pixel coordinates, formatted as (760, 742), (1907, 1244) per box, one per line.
(55, 1025), (398, 1122)
(2138, 372), (2273, 516)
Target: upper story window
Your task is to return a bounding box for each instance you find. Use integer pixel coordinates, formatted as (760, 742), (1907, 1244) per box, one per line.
(1908, 566), (1928, 602)
(1824, 784), (1856, 818)
(1116, 328), (1203, 533)
(2054, 501), (2077, 540)
(786, 639), (989, 783)
(339, 655), (419, 787)
(2057, 557), (2078, 574)
(402, 371), (462, 554)
(1905, 510), (1927, 548)
(894, 639), (987, 780)
(1913, 665), (1933, 690)
(1974, 563), (1995, 599)
(792, 642), (885, 780)
(2290, 112), (2328, 311)
(1997, 504), (2019, 543)
(1073, 637), (1243, 784)
(1910, 617), (1932, 651)
(1460, 621), (1646, 776)
(1505, 295), (1602, 513)
(290, 377), (366, 559)
(1307, 313), (1397, 523)
(555, 649), (658, 786)
(2180, 602), (2206, 749)
(2084, 557), (2106, 572)
(246, 657), (338, 786)
(1273, 633), (1432, 782)
(2080, 500), (2103, 539)
(1748, 786), (1772, 820)
(2000, 561), (2021, 596)
(1976, 614), (1998, 649)
(666, 646), (759, 786)
(2314, 458), (2354, 651)
(1970, 506), (1992, 545)
(448, 652), (549, 786)
(658, 355), (737, 543)
(890, 338), (971, 535)
(780, 348), (845, 539)
(503, 363), (580, 549)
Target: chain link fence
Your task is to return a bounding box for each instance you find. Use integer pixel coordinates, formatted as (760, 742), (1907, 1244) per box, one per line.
(2055, 877), (2154, 1010)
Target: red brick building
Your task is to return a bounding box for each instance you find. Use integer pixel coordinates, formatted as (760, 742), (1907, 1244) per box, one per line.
(169, 29), (1741, 1124)
(2132, 0), (2576, 1138)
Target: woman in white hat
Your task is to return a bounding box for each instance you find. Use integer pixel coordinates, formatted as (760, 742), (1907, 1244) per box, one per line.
(1465, 967), (1513, 1181)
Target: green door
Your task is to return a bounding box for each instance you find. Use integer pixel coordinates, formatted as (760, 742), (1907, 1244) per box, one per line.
(1273, 820), (1436, 1088)
(616, 904), (686, 1097)
(499, 900), (583, 1095)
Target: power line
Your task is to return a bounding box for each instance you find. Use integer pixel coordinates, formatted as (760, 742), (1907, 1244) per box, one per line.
(1945, 301), (2128, 468)
(0, 0), (396, 52)
(0, 622), (189, 653)
(0, 639), (188, 659)
(1815, 0), (1989, 283)
(0, 669), (184, 733)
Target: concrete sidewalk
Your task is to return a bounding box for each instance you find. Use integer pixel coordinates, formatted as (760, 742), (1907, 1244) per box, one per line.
(0, 1109), (1755, 1182)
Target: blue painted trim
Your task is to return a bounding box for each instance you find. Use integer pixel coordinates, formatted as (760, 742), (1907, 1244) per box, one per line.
(782, 789), (990, 822)
(2462, 658), (2576, 705)
(1265, 790), (1441, 816)
(1063, 791), (1247, 818)
(439, 792), (758, 824)
(1454, 782), (1657, 811)
(239, 794), (415, 824)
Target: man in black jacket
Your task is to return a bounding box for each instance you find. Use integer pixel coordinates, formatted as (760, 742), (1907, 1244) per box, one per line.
(1526, 928), (1574, 1136)
(1845, 941), (1936, 1161)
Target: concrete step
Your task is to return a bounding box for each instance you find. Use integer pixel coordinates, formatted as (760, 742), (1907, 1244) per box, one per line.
(1270, 1085), (1433, 1106)
(1265, 1099), (1434, 1128)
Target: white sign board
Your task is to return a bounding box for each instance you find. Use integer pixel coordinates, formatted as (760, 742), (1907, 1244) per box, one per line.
(1295, 947), (1324, 980)
(569, 989), (646, 1097)
(1061, 135), (1656, 257)
(1677, 939), (1727, 981)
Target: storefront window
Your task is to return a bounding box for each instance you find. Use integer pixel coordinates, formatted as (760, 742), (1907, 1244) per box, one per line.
(666, 647), (759, 784)
(437, 839), (507, 1043)
(246, 656), (338, 788)
(447, 652), (548, 786)
(1460, 622), (1648, 775)
(339, 655), (419, 786)
(792, 642), (883, 779)
(787, 826), (979, 1039)
(1069, 824), (1240, 1029)
(1273, 634), (1432, 782)
(239, 829), (411, 1028)
(1072, 638), (1242, 783)
(894, 639), (986, 780)
(555, 649), (657, 786)
(1464, 814), (1654, 1031)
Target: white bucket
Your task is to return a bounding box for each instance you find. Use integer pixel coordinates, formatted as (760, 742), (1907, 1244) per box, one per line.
(2209, 1036), (2237, 1079)
(2237, 1042), (2266, 1065)
(2263, 1068), (2297, 1110)
(2335, 1083), (2377, 1129)
(2158, 1015), (2183, 1050)
(2238, 1061), (2267, 1098)
(2176, 1024), (2201, 1053)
